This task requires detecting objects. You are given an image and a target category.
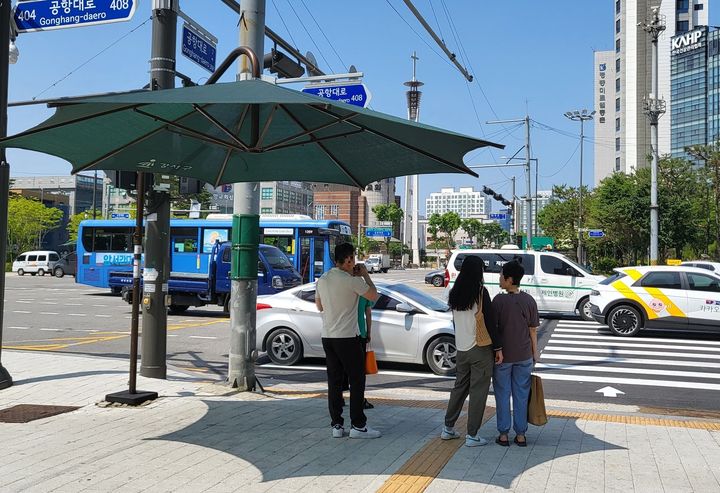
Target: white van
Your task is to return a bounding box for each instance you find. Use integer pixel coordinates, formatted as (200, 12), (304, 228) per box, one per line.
(445, 249), (605, 320)
(12, 250), (60, 276)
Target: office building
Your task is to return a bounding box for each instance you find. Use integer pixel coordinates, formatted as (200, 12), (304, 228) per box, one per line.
(313, 184), (367, 235)
(515, 190), (553, 237)
(671, 26), (720, 161)
(11, 174), (103, 215)
(259, 181), (314, 216)
(595, 0), (708, 184)
(425, 187), (491, 219)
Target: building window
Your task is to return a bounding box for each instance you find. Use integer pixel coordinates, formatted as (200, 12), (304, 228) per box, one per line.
(615, 138), (621, 151)
(616, 97), (621, 111)
(676, 0), (689, 12)
(676, 20), (689, 32)
(616, 57), (621, 72)
(694, 3), (704, 10)
(616, 78), (621, 92)
(615, 157), (621, 171)
(261, 207), (272, 214)
(261, 187), (273, 200)
(616, 19), (621, 33)
(615, 39), (620, 53)
(314, 205), (324, 219)
(616, 0), (620, 14)
(616, 117), (621, 131)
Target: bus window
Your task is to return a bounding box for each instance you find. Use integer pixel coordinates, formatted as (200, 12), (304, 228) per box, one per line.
(172, 227), (199, 253)
(314, 237), (325, 280)
(263, 235), (294, 256)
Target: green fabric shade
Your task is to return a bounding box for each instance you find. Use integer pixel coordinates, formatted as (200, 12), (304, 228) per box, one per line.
(0, 79), (502, 187)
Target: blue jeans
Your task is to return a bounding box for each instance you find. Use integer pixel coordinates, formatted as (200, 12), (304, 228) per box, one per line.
(493, 358), (533, 435)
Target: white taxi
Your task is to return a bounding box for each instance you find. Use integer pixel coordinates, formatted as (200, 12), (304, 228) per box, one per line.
(589, 266), (720, 336)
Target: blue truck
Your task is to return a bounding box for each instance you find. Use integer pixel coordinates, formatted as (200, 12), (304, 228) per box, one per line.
(111, 242), (302, 313)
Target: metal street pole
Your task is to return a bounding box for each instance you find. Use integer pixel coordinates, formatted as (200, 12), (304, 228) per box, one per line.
(535, 158), (539, 236)
(642, 7), (666, 266)
(0, 0), (14, 390)
(141, 0), (177, 379)
(92, 170), (98, 219)
(564, 110), (595, 266)
(227, 0), (264, 391)
(524, 115), (533, 249)
(404, 52), (422, 267)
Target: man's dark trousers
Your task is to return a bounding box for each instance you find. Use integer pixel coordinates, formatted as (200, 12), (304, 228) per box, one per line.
(322, 336), (366, 428)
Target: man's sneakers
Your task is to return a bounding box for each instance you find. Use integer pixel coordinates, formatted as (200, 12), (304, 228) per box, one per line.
(332, 424), (345, 438)
(349, 425), (382, 439)
(441, 426), (461, 440)
(465, 434), (489, 447)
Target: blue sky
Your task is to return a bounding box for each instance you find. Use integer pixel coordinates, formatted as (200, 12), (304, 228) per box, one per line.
(7, 1), (716, 213)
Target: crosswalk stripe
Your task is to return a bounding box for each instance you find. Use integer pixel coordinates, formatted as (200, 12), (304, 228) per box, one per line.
(543, 345), (720, 359)
(552, 332), (720, 346)
(540, 353), (720, 369)
(535, 372), (720, 391)
(548, 339), (720, 352)
(536, 363), (720, 380)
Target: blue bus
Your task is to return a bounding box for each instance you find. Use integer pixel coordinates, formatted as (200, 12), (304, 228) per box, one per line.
(76, 214), (352, 290)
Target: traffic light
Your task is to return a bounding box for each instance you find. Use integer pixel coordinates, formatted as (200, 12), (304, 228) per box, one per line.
(264, 48), (305, 78)
(482, 186), (512, 207)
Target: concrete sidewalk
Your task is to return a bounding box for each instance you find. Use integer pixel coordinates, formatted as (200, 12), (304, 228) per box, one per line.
(0, 350), (719, 492)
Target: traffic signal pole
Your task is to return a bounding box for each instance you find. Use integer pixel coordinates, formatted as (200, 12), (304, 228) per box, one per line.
(141, 0), (177, 379)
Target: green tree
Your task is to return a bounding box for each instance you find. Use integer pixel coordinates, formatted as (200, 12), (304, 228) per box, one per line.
(7, 196), (63, 262)
(67, 208), (101, 242)
(437, 211), (462, 250)
(461, 218), (482, 246)
(537, 185), (586, 254)
(372, 203), (404, 253)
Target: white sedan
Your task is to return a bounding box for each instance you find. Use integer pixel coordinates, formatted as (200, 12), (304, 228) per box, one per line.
(256, 282), (457, 375)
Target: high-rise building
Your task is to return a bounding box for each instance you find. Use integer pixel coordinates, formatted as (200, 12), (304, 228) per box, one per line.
(594, 50), (619, 184)
(595, 0), (708, 185)
(259, 181), (314, 216)
(515, 190), (553, 237)
(11, 174), (103, 215)
(425, 187), (491, 219)
(671, 26), (719, 161)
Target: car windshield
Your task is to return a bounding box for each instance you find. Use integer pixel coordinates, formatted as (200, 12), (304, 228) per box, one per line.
(600, 272), (626, 285)
(366, 258), (378, 263)
(386, 284), (449, 312)
(263, 248), (293, 269)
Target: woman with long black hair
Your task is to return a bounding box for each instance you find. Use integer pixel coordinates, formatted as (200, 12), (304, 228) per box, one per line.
(441, 255), (503, 446)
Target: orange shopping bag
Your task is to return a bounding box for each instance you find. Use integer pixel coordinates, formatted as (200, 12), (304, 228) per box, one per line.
(365, 346), (378, 375)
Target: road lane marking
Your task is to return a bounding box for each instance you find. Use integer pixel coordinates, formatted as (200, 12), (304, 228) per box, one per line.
(66, 303), (82, 306)
(188, 336), (217, 340)
(67, 313), (87, 317)
(15, 301), (32, 304)
(40, 312), (59, 315)
(91, 304), (107, 307)
(541, 354), (720, 369)
(40, 328), (63, 332)
(552, 332), (720, 346)
(544, 346), (720, 359)
(549, 339), (720, 352)
(13, 311), (31, 314)
(536, 372), (720, 391)
(259, 363), (453, 379)
(9, 326), (30, 330)
(40, 302), (58, 305)
(537, 363), (720, 379)
(95, 315), (112, 318)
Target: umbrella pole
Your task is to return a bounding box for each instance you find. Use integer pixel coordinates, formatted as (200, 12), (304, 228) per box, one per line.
(106, 172), (158, 405)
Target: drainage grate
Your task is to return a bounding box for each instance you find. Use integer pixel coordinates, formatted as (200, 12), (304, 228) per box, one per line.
(0, 404), (80, 423)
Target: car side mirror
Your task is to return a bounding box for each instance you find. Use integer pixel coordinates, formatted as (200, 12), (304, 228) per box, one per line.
(396, 303), (415, 313)
(565, 267), (577, 276)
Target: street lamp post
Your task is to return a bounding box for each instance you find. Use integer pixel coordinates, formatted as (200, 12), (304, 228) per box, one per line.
(564, 109), (595, 266)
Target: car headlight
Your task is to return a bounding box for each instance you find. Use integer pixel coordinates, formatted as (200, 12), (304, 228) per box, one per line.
(591, 289), (600, 296)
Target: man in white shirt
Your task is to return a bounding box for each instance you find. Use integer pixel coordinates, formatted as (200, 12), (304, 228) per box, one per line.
(316, 242), (380, 439)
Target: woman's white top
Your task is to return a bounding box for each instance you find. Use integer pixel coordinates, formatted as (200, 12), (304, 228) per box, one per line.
(453, 303), (478, 352)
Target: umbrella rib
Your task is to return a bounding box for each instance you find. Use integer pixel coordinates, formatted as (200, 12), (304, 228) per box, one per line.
(263, 109), (359, 152)
(255, 104), (278, 149)
(267, 129), (365, 152)
(73, 125), (168, 174)
(0, 103), (144, 143)
(308, 105), (480, 178)
(134, 108), (245, 152)
(279, 105), (363, 187)
(213, 115), (248, 187)
(191, 104), (250, 152)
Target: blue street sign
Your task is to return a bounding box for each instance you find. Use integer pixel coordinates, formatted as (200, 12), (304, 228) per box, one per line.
(14, 0), (137, 33)
(111, 213), (130, 219)
(302, 83), (371, 108)
(489, 213), (507, 220)
(365, 228), (392, 238)
(588, 230), (606, 238)
(181, 23), (217, 73)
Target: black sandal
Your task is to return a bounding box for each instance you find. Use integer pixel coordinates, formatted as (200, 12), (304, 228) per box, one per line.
(495, 435), (510, 446)
(513, 436), (527, 447)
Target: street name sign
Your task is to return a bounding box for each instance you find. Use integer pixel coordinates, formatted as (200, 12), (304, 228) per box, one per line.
(111, 213), (130, 219)
(302, 83), (371, 108)
(366, 227), (392, 238)
(14, 0), (137, 33)
(588, 229), (605, 238)
(181, 23), (216, 73)
(489, 213), (507, 220)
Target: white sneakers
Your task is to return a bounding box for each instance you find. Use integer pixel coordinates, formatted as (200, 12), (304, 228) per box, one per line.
(441, 426), (461, 440)
(349, 425), (382, 439)
(332, 425), (345, 438)
(465, 434), (488, 447)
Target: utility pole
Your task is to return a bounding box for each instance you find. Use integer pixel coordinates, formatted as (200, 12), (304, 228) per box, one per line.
(564, 110), (595, 266)
(404, 52), (422, 266)
(642, 7), (666, 266)
(227, 0), (264, 391)
(141, 0), (177, 379)
(0, 0), (15, 390)
(511, 176), (516, 238)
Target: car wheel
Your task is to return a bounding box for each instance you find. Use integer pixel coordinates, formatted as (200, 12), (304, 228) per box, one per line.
(53, 267), (65, 278)
(168, 304), (189, 314)
(425, 336), (457, 376)
(266, 328), (303, 366)
(607, 305), (642, 337)
(432, 275), (444, 287)
(578, 297), (593, 321)
(17, 269), (24, 276)
(37, 269), (45, 276)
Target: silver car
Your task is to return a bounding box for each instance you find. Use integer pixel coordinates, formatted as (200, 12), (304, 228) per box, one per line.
(256, 282), (457, 375)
